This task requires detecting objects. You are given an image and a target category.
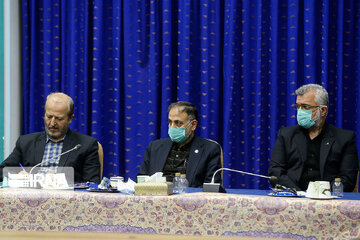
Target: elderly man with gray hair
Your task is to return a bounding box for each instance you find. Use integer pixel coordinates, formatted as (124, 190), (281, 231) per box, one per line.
(0, 92), (101, 184)
(269, 84), (359, 192)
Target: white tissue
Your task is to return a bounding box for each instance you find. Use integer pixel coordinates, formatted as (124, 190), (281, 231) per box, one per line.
(145, 172), (166, 182)
(117, 178), (136, 194)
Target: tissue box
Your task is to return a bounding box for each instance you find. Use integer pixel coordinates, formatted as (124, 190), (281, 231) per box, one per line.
(134, 182), (173, 195)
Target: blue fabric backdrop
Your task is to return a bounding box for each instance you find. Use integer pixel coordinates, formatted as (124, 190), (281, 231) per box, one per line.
(21, 0), (360, 189)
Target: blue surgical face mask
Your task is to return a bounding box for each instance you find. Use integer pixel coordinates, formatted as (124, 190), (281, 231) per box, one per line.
(168, 121), (192, 143)
(297, 109), (315, 129)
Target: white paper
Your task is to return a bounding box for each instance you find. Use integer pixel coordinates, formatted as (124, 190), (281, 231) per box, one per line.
(146, 172), (166, 183)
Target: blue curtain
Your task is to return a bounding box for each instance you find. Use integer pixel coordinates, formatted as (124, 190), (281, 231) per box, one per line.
(21, 0), (360, 189)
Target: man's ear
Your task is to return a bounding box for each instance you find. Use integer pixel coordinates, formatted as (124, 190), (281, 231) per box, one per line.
(321, 106), (328, 117)
(68, 114), (75, 124)
(191, 120), (198, 131)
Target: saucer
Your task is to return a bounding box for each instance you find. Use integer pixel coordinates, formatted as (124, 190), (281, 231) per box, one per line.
(86, 188), (119, 193)
(73, 183), (89, 189)
(307, 195), (340, 200)
(268, 192), (300, 197)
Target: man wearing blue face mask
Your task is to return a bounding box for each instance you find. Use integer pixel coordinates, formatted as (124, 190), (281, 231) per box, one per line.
(269, 84), (359, 191)
(138, 101), (222, 187)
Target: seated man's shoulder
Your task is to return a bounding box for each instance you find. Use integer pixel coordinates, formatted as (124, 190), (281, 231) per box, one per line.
(67, 130), (98, 144)
(195, 137), (221, 148)
(19, 131), (46, 141)
(328, 124), (355, 138)
(145, 138), (172, 151)
(149, 138), (172, 145)
(277, 125), (299, 135)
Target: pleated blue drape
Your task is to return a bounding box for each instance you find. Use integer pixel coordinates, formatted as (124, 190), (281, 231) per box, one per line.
(21, 0), (360, 189)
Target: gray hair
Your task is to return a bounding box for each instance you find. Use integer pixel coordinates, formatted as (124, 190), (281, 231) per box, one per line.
(168, 101), (198, 121)
(45, 92), (74, 118)
(295, 84), (329, 108)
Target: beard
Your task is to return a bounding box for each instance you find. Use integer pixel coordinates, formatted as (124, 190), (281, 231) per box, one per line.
(45, 123), (69, 140)
(312, 108), (322, 128)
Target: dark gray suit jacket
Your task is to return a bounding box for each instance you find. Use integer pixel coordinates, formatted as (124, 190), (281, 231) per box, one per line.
(0, 130), (101, 184)
(138, 136), (222, 187)
(268, 123), (359, 191)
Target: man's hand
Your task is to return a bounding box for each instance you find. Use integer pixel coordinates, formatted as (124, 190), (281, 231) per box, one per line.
(18, 170), (29, 175)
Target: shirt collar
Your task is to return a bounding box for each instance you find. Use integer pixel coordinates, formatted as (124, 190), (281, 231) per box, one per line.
(46, 134), (66, 143)
(173, 135), (195, 151)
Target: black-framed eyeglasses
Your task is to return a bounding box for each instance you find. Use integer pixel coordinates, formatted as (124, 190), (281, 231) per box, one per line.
(292, 104), (320, 111)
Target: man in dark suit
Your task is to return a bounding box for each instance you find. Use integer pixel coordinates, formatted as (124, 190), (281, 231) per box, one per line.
(0, 92), (100, 184)
(269, 84), (359, 191)
(138, 101), (222, 187)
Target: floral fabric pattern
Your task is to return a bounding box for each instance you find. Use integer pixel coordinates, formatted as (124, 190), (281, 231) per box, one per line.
(0, 189), (359, 239)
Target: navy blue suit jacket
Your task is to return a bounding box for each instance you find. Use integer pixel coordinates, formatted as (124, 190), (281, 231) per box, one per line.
(0, 130), (100, 184)
(138, 136), (222, 187)
(268, 123), (359, 191)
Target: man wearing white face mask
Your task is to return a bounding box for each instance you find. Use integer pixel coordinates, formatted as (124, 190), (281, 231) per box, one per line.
(269, 84), (359, 191)
(138, 101), (222, 187)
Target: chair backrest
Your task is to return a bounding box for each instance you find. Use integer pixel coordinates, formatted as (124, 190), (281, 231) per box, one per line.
(97, 141), (104, 179)
(353, 171), (359, 193)
(206, 138), (224, 180)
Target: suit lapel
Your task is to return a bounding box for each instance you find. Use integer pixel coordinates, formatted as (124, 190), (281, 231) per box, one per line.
(294, 128), (308, 181)
(35, 133), (47, 165)
(320, 128), (334, 178)
(157, 139), (173, 171)
(186, 137), (202, 184)
(58, 130), (75, 167)
(294, 128), (308, 164)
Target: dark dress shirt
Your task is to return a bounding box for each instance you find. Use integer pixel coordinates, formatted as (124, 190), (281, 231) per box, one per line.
(162, 138), (193, 182)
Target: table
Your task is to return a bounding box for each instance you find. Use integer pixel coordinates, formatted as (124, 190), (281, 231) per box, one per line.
(0, 231), (267, 240)
(0, 188), (359, 239)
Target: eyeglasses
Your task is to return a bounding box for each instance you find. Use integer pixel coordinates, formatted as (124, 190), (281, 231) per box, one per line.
(292, 104), (320, 110)
(168, 120), (192, 128)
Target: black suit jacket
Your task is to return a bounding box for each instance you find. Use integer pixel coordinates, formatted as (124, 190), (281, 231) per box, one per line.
(0, 130), (101, 184)
(138, 136), (222, 187)
(268, 123), (359, 191)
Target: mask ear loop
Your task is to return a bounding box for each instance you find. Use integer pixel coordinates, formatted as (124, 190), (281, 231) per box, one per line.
(183, 120), (194, 137)
(312, 106), (324, 128)
(185, 120), (193, 129)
